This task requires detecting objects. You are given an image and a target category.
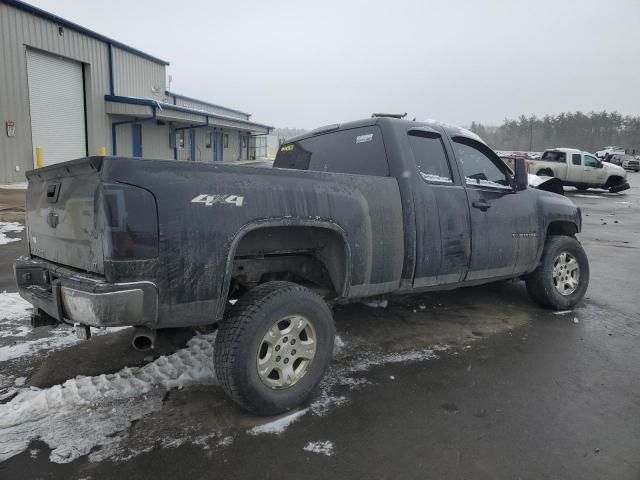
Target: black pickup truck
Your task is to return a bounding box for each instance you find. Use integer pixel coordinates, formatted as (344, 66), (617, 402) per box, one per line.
(15, 117), (589, 415)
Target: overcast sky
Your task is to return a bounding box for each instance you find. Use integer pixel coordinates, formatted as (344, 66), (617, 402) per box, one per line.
(29, 0), (640, 129)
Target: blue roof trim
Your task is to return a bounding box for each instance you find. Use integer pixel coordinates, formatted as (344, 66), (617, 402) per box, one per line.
(105, 95), (273, 131)
(2, 0), (170, 65)
(166, 91), (251, 118)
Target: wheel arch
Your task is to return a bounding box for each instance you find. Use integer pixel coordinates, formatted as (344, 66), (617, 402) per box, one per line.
(218, 219), (352, 315)
(546, 220), (578, 238)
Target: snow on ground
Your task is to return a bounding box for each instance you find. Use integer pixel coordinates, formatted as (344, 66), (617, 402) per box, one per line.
(0, 182), (28, 190)
(0, 222), (24, 245)
(0, 293), (32, 338)
(303, 440), (335, 456)
(248, 408), (309, 436)
(574, 194), (606, 199)
(0, 292), (449, 464)
(0, 332), (218, 463)
(0, 292), (127, 362)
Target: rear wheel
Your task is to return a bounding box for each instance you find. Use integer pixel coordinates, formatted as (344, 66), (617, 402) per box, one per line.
(525, 236), (589, 309)
(214, 281), (335, 415)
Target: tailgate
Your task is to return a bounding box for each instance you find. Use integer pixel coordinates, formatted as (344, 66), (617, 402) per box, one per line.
(26, 158), (104, 274)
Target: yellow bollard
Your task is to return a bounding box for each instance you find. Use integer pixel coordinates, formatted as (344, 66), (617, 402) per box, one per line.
(99, 146), (107, 156)
(36, 147), (44, 168)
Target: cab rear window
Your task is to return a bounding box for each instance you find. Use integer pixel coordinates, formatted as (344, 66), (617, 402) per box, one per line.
(541, 151), (566, 162)
(274, 126), (389, 176)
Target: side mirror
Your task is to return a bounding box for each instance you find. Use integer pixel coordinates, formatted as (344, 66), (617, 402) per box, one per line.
(597, 161), (603, 169)
(514, 157), (528, 191)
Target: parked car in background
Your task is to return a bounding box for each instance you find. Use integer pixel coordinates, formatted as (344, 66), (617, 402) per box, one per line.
(595, 146), (626, 158)
(610, 154), (640, 172)
(526, 148), (629, 193)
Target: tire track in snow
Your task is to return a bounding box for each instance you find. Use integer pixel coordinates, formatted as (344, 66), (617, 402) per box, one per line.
(0, 333), (218, 463)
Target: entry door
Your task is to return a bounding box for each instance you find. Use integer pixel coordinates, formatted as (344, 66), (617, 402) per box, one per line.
(451, 137), (536, 280)
(407, 128), (471, 287)
(132, 124), (143, 157)
(26, 49), (87, 166)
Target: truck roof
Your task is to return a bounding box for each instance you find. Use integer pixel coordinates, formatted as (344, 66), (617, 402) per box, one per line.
(545, 147), (585, 154)
(286, 117), (486, 145)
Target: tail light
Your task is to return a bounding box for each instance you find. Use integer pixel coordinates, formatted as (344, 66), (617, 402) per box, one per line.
(101, 184), (159, 260)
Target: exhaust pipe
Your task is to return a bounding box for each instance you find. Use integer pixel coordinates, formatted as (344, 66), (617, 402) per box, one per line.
(132, 327), (156, 351)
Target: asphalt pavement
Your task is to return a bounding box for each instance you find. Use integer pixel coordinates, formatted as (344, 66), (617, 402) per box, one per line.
(0, 174), (638, 479)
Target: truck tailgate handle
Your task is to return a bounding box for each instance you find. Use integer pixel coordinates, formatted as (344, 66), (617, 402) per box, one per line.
(472, 200), (491, 211)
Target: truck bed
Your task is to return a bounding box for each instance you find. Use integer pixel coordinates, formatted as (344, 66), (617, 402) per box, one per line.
(24, 156), (405, 327)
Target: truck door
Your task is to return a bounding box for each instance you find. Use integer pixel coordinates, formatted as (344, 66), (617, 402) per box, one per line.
(582, 154), (607, 184)
(451, 136), (537, 280)
(407, 128), (471, 287)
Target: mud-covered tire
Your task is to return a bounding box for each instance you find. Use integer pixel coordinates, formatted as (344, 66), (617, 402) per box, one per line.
(214, 281), (335, 416)
(525, 236), (589, 310)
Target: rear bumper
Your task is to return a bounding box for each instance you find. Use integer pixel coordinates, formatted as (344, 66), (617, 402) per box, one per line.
(14, 256), (158, 327)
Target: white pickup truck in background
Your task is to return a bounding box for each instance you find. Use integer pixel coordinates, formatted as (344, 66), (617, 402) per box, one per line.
(595, 146), (626, 158)
(527, 148), (630, 193)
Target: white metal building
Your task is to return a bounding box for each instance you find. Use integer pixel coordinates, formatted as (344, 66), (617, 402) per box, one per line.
(0, 0), (273, 184)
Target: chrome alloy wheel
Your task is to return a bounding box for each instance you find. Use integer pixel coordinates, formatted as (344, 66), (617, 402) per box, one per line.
(257, 315), (317, 389)
(552, 251), (580, 296)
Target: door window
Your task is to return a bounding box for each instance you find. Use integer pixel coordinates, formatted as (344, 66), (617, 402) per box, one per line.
(572, 154), (582, 165)
(407, 130), (453, 183)
(452, 138), (511, 189)
(584, 155), (599, 167)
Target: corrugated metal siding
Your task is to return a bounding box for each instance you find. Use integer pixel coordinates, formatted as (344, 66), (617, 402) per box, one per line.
(171, 97), (250, 120)
(114, 123), (133, 157)
(0, 2), (110, 183)
(112, 46), (166, 98)
(142, 123), (173, 160)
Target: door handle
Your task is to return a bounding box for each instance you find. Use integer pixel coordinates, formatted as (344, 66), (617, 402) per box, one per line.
(472, 200), (491, 211)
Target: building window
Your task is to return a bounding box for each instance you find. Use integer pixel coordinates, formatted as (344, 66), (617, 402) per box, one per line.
(224, 134), (229, 148)
(175, 130), (185, 149)
(205, 132), (212, 149)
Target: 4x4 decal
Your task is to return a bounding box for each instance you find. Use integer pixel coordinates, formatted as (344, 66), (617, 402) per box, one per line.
(191, 194), (244, 207)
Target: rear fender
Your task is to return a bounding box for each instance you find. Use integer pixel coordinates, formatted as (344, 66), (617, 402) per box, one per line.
(216, 219), (351, 319)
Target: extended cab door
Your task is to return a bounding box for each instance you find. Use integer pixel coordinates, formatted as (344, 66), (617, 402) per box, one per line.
(407, 127), (471, 286)
(581, 154), (608, 184)
(451, 137), (537, 280)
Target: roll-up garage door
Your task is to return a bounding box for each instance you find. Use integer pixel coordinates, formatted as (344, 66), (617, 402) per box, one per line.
(26, 49), (87, 167)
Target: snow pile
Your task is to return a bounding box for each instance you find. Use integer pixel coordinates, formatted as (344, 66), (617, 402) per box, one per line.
(0, 222), (24, 245)
(303, 440), (334, 456)
(248, 408), (309, 436)
(0, 332), (218, 463)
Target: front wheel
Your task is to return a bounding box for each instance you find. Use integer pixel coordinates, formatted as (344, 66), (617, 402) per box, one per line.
(525, 236), (589, 310)
(214, 281), (335, 415)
